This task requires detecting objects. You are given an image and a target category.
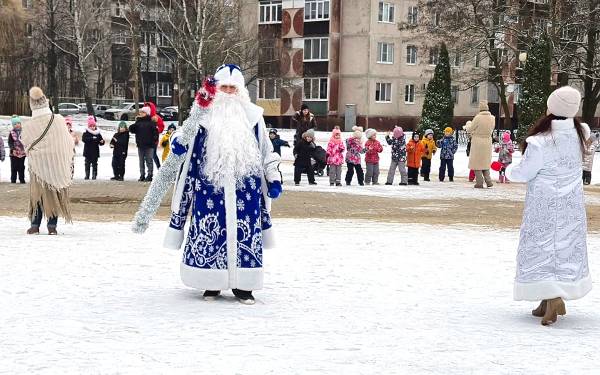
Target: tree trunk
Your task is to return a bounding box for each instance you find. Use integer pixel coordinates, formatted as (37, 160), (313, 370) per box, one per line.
(582, 3), (598, 125)
(130, 16), (141, 111)
(496, 78), (512, 131)
(72, 1), (94, 116)
(581, 90), (599, 125)
(46, 0), (58, 113)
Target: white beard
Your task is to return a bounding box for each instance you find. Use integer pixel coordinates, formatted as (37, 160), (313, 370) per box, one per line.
(203, 91), (262, 191)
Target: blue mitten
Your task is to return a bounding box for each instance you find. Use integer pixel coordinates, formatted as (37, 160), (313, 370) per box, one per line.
(267, 181), (282, 199)
(171, 137), (188, 156)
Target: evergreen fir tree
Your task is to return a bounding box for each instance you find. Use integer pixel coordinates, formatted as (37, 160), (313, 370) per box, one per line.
(419, 42), (454, 138)
(517, 37), (551, 143)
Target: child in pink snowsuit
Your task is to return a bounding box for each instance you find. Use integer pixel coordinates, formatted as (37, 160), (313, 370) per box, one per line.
(364, 128), (383, 185)
(494, 131), (515, 183)
(326, 128), (345, 186)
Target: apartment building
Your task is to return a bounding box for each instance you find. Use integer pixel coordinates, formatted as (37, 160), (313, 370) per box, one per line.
(0, 0), (175, 112)
(251, 0), (489, 130)
(109, 1), (175, 107)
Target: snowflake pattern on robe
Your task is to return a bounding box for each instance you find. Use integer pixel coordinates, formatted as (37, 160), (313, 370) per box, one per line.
(169, 126), (272, 271)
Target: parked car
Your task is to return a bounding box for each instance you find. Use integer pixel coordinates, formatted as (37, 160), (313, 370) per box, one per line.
(158, 106), (178, 121)
(104, 102), (145, 121)
(77, 103), (88, 113)
(57, 103), (81, 116)
(93, 104), (111, 118)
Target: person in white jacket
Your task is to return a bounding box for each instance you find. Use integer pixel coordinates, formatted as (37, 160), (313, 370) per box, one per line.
(582, 132), (598, 185)
(507, 86), (592, 326)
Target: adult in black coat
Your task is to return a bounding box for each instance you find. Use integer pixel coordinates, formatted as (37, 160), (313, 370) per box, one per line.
(110, 121), (130, 181)
(292, 104), (317, 146)
(293, 129), (317, 185)
(82, 118), (105, 180)
(129, 107), (159, 181)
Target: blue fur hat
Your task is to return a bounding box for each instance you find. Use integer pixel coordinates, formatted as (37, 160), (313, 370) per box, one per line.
(11, 115), (21, 126)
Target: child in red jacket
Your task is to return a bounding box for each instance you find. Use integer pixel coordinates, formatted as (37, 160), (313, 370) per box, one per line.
(364, 128), (383, 185)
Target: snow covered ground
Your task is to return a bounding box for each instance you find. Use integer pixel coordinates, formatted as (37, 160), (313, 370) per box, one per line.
(1, 217), (599, 374)
(2, 115), (600, 373)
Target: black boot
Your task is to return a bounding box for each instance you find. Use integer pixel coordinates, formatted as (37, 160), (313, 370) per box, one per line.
(85, 162), (90, 180)
(138, 175), (146, 182)
(232, 289), (255, 305)
(203, 290), (221, 301)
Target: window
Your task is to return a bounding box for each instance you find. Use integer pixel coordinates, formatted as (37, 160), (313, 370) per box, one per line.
(26, 23), (33, 38)
(260, 45), (278, 62)
(407, 6), (418, 25)
(378, 2), (395, 23)
(452, 52), (461, 67)
(21, 0), (32, 8)
(148, 83), (156, 98)
(259, 0), (282, 24)
(497, 48), (509, 64)
(143, 31), (156, 46)
(257, 78), (281, 99)
(158, 33), (170, 47)
(406, 45), (417, 65)
(429, 47), (439, 65)
(513, 84), (522, 103)
(305, 0), (330, 21)
(471, 86), (479, 105)
(475, 52), (481, 68)
(113, 83), (126, 98)
(157, 82), (171, 97)
(404, 84), (415, 104)
(433, 11), (441, 27)
(157, 56), (172, 73)
(113, 32), (127, 44)
(114, 59), (128, 75)
(113, 1), (123, 17)
(375, 82), (392, 103)
(451, 85), (459, 104)
(377, 42), (394, 64)
(304, 78), (328, 100)
(304, 38), (329, 61)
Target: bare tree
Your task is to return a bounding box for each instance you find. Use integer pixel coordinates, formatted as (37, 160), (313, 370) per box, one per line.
(155, 0), (258, 114)
(548, 0), (600, 124)
(48, 0), (112, 113)
(0, 0), (24, 53)
(122, 0), (145, 112)
(417, 0), (536, 130)
(0, 0), (27, 114)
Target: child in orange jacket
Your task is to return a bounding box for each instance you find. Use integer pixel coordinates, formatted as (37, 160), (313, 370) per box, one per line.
(407, 132), (425, 185)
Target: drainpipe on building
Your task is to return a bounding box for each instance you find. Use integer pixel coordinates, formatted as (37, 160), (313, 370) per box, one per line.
(365, 0), (372, 130)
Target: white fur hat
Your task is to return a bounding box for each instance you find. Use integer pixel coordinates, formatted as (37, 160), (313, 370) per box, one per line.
(352, 126), (363, 139)
(365, 128), (377, 139)
(214, 64), (245, 90)
(547, 86), (581, 118)
(140, 106), (151, 116)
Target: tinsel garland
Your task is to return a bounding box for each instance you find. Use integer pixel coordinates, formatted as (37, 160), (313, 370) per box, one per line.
(131, 83), (214, 234)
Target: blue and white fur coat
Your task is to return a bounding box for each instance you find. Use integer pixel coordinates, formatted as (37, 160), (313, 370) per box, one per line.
(163, 103), (280, 291)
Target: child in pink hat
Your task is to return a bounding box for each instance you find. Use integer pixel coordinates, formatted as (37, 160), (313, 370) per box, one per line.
(326, 128), (345, 186)
(494, 131), (514, 183)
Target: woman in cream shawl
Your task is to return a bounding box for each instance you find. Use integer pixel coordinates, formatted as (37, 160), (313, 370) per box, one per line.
(21, 87), (74, 235)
